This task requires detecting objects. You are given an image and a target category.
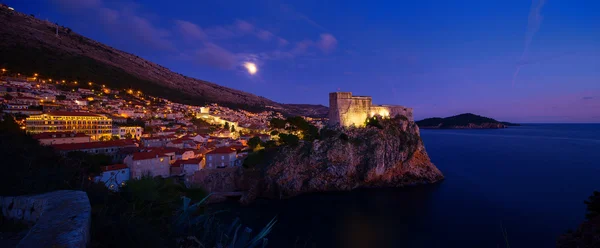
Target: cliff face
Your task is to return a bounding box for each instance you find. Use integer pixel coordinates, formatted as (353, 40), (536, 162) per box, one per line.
(262, 119), (444, 198)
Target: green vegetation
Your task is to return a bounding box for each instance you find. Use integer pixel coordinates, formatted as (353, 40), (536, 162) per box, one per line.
(278, 133), (300, 147)
(269, 116), (318, 142)
(365, 116), (383, 129)
(248, 136), (262, 149)
(269, 118), (287, 129)
(416, 113), (519, 128)
(584, 190), (600, 220)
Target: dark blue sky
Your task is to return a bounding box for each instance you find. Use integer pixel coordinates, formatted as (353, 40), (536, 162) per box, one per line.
(6, 0), (600, 122)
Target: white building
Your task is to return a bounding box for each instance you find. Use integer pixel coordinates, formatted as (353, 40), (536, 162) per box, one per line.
(124, 151), (170, 179)
(94, 164), (130, 191)
(112, 126), (142, 140)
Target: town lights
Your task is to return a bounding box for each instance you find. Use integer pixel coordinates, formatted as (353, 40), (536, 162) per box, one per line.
(74, 81), (78, 85)
(88, 82), (93, 86)
(34, 73), (38, 77)
(1, 68), (6, 72)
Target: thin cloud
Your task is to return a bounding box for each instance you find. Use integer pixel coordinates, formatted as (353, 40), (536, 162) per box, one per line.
(175, 20), (206, 41)
(280, 4), (327, 31)
(317, 33), (338, 53)
(582, 96), (595, 100)
(195, 43), (237, 70)
(512, 0), (547, 87)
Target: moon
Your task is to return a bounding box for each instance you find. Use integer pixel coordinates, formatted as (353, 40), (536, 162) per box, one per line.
(243, 62), (258, 75)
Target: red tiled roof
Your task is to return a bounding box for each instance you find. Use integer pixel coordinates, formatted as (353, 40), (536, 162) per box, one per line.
(51, 139), (136, 151)
(43, 111), (106, 117)
(32, 131), (89, 140)
(206, 146), (236, 155)
(172, 158), (203, 167)
(100, 164), (128, 172)
(131, 151), (167, 161)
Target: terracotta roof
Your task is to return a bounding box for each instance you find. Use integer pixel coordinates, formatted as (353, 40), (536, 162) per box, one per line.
(32, 131), (89, 140)
(171, 158), (203, 167)
(131, 151), (167, 161)
(100, 164), (128, 172)
(43, 111), (107, 117)
(206, 146), (236, 155)
(52, 139), (136, 151)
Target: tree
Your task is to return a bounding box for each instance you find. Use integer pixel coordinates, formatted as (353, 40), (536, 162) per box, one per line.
(3, 93), (13, 100)
(111, 135), (120, 141)
(270, 130), (279, 136)
(269, 118), (286, 129)
(230, 125), (235, 132)
(98, 135), (111, 141)
(125, 133), (134, 139)
(286, 116), (309, 131)
(264, 140), (277, 148)
(224, 122), (230, 130)
(248, 136), (262, 149)
(278, 133), (299, 147)
(584, 190), (600, 220)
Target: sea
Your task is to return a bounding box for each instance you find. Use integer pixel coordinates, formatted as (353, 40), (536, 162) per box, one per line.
(219, 124), (600, 247)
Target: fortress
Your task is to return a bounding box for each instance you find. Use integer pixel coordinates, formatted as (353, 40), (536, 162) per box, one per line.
(328, 92), (414, 127)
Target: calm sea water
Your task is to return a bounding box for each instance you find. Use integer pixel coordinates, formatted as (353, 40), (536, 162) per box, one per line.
(220, 124), (600, 248)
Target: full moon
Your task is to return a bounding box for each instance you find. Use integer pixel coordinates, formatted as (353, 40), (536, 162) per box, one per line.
(243, 62), (258, 75)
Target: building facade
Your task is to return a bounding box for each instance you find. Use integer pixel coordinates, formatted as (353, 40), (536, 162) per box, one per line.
(94, 164), (130, 191)
(328, 92), (414, 127)
(205, 147), (237, 169)
(26, 111), (113, 140)
(112, 126), (142, 140)
(32, 131), (91, 145)
(124, 152), (171, 179)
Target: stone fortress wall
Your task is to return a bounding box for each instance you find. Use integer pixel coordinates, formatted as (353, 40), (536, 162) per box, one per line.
(328, 92), (413, 127)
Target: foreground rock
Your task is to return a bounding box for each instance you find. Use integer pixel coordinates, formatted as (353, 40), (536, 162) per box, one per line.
(0, 190), (91, 248)
(262, 118), (444, 198)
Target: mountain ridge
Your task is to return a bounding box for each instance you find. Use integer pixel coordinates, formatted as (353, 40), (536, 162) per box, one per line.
(0, 6), (328, 117)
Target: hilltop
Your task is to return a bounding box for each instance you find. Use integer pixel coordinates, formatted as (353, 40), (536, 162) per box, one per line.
(416, 113), (520, 129)
(0, 7), (327, 117)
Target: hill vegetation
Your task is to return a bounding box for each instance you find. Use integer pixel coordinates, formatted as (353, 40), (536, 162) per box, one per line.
(416, 113), (519, 129)
(0, 7), (327, 117)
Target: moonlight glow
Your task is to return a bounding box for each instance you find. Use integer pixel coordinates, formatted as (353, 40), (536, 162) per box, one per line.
(244, 62), (258, 75)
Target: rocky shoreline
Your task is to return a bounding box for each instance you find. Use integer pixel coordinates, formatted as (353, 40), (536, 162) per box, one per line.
(195, 117), (444, 204)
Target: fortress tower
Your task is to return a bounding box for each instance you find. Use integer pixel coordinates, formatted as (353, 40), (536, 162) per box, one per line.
(328, 92), (414, 127)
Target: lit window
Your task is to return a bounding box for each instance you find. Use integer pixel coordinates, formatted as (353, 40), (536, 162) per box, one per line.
(160, 158), (164, 162)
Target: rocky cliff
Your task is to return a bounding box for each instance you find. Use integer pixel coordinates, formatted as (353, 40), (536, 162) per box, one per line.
(261, 118), (444, 198)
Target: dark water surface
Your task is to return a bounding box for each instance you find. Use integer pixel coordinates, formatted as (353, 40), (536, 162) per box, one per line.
(219, 124), (600, 247)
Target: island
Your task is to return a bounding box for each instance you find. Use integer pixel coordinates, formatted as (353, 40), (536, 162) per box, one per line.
(416, 113), (520, 129)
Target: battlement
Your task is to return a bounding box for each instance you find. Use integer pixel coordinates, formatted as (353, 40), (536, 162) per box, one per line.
(328, 92), (413, 127)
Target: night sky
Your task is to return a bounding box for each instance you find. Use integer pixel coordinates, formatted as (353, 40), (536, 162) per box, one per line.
(6, 0), (599, 123)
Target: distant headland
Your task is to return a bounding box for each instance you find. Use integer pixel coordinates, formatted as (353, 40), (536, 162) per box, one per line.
(416, 113), (520, 129)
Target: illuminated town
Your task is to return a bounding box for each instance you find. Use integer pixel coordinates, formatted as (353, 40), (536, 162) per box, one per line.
(0, 69), (326, 189)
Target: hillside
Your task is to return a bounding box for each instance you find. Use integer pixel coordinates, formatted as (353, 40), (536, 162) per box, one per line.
(0, 7), (327, 117)
(416, 113), (519, 129)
